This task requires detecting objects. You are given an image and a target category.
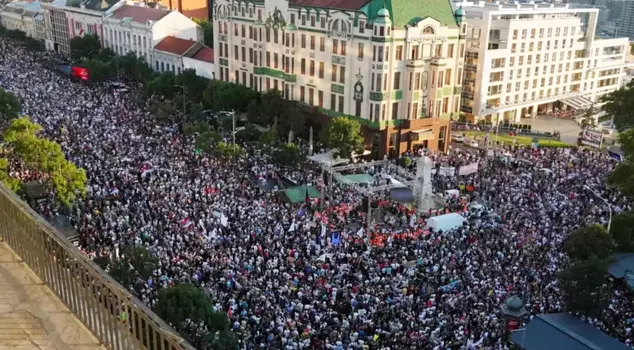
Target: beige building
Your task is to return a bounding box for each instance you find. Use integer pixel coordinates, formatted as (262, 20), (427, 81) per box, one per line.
(212, 0), (466, 157)
(457, 1), (629, 123)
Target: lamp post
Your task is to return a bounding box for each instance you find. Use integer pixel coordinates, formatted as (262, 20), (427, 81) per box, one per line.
(583, 185), (612, 233)
(501, 296), (528, 341)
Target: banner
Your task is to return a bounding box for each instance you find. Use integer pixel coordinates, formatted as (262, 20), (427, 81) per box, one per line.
(458, 163), (478, 176)
(581, 129), (602, 148)
(438, 166), (455, 177)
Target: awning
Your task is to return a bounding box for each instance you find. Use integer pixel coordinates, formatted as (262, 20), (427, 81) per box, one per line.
(411, 129), (435, 141)
(560, 96), (593, 110)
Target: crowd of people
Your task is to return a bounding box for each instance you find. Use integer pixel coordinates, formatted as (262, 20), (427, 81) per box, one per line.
(1, 37), (634, 350)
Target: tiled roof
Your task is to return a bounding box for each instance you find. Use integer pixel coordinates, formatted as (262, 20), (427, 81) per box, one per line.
(154, 36), (197, 56)
(192, 46), (213, 63)
(289, 0), (369, 11)
(111, 4), (169, 23)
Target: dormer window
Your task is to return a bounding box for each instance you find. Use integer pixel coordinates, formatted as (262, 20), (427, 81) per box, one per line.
(379, 26), (384, 36)
(423, 26), (435, 34)
(359, 20), (365, 33)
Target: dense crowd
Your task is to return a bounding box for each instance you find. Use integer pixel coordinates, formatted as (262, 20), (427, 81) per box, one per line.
(2, 38), (634, 350)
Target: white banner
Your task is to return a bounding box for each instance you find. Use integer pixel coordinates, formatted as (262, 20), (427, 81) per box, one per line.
(438, 166), (456, 177)
(458, 163), (478, 176)
(581, 129), (602, 148)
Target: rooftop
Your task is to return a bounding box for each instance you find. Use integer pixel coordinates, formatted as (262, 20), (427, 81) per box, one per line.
(111, 4), (169, 23)
(512, 313), (631, 350)
(154, 36), (197, 55)
(65, 0), (119, 12)
(192, 46), (214, 63)
(289, 0), (457, 27)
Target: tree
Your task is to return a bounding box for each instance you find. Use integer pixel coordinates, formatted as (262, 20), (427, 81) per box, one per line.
(214, 142), (244, 160)
(260, 90), (284, 127)
(580, 117), (596, 130)
(0, 88), (21, 124)
(0, 158), (20, 191)
(608, 128), (634, 197)
(563, 224), (615, 261)
(279, 101), (306, 143)
(83, 58), (114, 83)
(600, 81), (634, 131)
(323, 117), (365, 159)
(273, 143), (303, 167)
(125, 245), (157, 280)
(192, 18), (214, 48)
(611, 212), (634, 252)
(236, 124), (262, 143)
(246, 100), (266, 125)
(177, 68), (209, 104)
(108, 259), (136, 288)
(70, 34), (101, 61)
(118, 53), (153, 82)
(558, 256), (609, 317)
(147, 72), (178, 100)
(2, 117), (87, 206)
(203, 81), (257, 112)
(195, 131), (222, 154)
(154, 284), (237, 350)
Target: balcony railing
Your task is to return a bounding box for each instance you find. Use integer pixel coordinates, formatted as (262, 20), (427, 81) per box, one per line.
(0, 184), (195, 350)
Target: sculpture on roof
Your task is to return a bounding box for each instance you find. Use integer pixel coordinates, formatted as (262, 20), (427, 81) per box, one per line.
(264, 7), (286, 30)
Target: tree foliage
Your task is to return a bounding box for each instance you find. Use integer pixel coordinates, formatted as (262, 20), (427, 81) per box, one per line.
(214, 142), (245, 160)
(1, 117), (87, 206)
(83, 58), (114, 83)
(260, 90), (284, 126)
(0, 88), (21, 124)
(195, 131), (222, 154)
(147, 72), (178, 100)
(236, 124), (263, 143)
(70, 34), (101, 61)
(563, 224), (615, 261)
(608, 128), (634, 197)
(323, 117), (365, 159)
(117, 52), (153, 82)
(279, 101), (306, 142)
(107, 245), (157, 288)
(203, 80), (257, 112)
(154, 284), (237, 350)
(177, 68), (209, 104)
(558, 256), (609, 317)
(192, 18), (214, 48)
(600, 81), (634, 131)
(273, 143), (303, 167)
(611, 211), (634, 252)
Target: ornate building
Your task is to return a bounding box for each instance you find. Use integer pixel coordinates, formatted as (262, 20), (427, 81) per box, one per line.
(212, 0), (466, 157)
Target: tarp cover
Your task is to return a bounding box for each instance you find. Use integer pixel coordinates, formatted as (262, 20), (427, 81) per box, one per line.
(282, 186), (320, 204)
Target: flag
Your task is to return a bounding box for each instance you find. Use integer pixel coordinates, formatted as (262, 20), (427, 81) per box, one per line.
(227, 306), (233, 319)
(331, 232), (341, 246)
(297, 207), (305, 217)
(355, 227), (364, 237)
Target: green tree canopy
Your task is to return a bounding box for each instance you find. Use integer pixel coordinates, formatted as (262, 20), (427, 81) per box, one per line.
(236, 124), (263, 143)
(246, 99), (266, 126)
(273, 143), (303, 168)
(323, 117), (365, 159)
(83, 58), (114, 83)
(117, 53), (153, 82)
(214, 142), (245, 160)
(147, 72), (178, 100)
(192, 18), (214, 47)
(195, 131), (222, 154)
(600, 81), (634, 131)
(558, 256), (609, 317)
(563, 224), (615, 261)
(2, 117), (87, 206)
(70, 34), (101, 61)
(0, 88), (21, 125)
(279, 101), (306, 142)
(203, 81), (258, 112)
(106, 245), (156, 287)
(611, 211), (634, 252)
(260, 89), (284, 127)
(608, 128), (634, 197)
(176, 68), (209, 104)
(154, 284), (237, 349)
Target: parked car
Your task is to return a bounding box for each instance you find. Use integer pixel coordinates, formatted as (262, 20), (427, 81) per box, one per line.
(467, 140), (479, 148)
(451, 134), (465, 143)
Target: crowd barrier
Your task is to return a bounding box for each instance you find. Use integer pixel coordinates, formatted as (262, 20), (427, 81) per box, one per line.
(0, 183), (196, 350)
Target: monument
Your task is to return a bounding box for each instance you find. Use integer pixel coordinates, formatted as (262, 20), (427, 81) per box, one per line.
(414, 156), (442, 212)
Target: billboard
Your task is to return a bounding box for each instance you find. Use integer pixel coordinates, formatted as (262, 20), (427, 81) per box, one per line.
(71, 66), (89, 81)
(581, 129), (602, 148)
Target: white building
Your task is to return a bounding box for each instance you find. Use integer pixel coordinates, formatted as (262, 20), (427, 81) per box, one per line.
(457, 1), (629, 123)
(0, 1), (44, 39)
(54, 0), (123, 46)
(213, 0), (466, 157)
(152, 35), (214, 77)
(103, 4), (199, 64)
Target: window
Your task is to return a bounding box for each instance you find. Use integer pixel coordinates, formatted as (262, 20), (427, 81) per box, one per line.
(234, 45), (239, 60)
(318, 90), (324, 107)
(301, 14), (306, 25)
(392, 102), (399, 120)
(341, 41), (346, 55)
(412, 103), (418, 119)
(301, 58), (306, 74)
(358, 43), (364, 59)
(320, 37), (325, 51)
(266, 52), (270, 66)
(300, 86), (305, 102)
(376, 74), (382, 92)
(242, 47), (246, 62)
(415, 73), (420, 90)
(445, 69), (451, 86)
(301, 34), (306, 48)
(310, 35), (315, 50)
(457, 68), (462, 85)
(333, 39), (339, 54)
(309, 87), (314, 105)
(442, 97), (449, 114)
(330, 94), (336, 110)
(396, 45), (403, 60)
(319, 62), (324, 78)
(338, 95), (344, 113)
(310, 60), (315, 76)
(359, 21), (365, 33)
(393, 72), (401, 89)
(339, 66), (345, 84)
(447, 43), (454, 58)
(423, 26), (434, 34)
(266, 28), (270, 42)
(331, 64), (337, 81)
(310, 15), (315, 27)
(290, 13), (295, 25)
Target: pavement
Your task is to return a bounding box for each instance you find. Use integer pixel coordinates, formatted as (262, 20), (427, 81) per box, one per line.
(0, 242), (105, 350)
(521, 115), (581, 145)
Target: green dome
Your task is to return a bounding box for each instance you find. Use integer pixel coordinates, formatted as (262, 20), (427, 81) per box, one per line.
(454, 7), (465, 16)
(378, 8), (390, 17)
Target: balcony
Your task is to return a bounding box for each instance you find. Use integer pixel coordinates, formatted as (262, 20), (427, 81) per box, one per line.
(0, 184), (194, 350)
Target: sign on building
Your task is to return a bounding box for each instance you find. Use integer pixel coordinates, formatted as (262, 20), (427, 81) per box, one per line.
(581, 129), (603, 148)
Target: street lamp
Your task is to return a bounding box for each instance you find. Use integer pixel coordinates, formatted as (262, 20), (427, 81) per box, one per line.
(583, 185), (612, 233)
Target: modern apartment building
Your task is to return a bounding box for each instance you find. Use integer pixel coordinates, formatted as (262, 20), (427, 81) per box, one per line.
(621, 0), (634, 40)
(457, 1), (628, 123)
(212, 0), (467, 157)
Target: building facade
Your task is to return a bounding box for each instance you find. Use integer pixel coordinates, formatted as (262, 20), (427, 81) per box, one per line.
(0, 1), (42, 38)
(56, 0), (123, 46)
(103, 4), (200, 64)
(457, 1), (629, 123)
(621, 0), (634, 40)
(212, 0), (466, 157)
(41, 2), (71, 53)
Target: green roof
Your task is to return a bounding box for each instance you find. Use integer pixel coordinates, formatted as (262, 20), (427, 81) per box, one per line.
(362, 0), (458, 28)
(281, 186), (320, 204)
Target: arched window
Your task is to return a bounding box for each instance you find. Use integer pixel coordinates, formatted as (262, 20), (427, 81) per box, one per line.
(423, 26), (435, 34)
(331, 19), (349, 34)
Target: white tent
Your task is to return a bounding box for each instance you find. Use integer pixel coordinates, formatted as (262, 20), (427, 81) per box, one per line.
(308, 149), (371, 167)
